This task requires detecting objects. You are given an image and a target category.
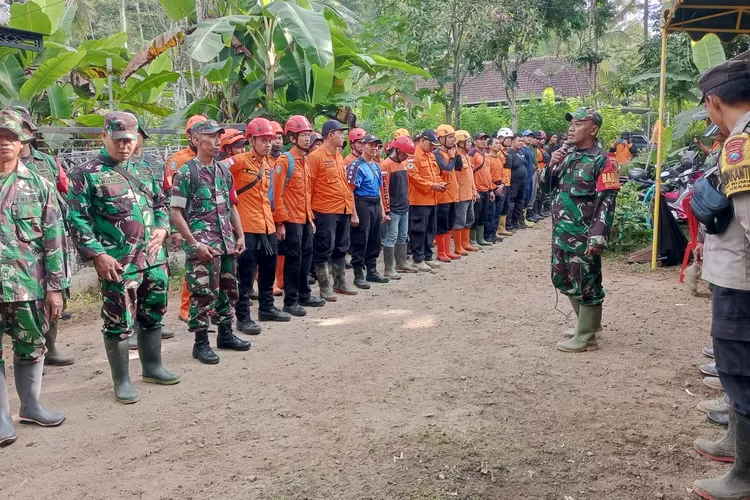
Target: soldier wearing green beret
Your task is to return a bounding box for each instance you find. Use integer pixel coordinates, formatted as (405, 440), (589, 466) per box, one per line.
(0, 109), (67, 446)
(541, 107), (620, 353)
(66, 111), (181, 404)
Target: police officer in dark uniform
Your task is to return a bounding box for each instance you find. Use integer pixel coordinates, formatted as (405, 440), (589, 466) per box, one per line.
(691, 53), (750, 500)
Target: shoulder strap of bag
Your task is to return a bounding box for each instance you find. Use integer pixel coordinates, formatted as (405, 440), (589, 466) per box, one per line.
(99, 153), (154, 200)
(236, 163), (264, 196)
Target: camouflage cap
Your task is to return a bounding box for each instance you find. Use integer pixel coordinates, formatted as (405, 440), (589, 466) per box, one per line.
(565, 107), (603, 126)
(6, 105), (37, 131)
(190, 119), (225, 136)
(0, 109), (34, 143)
(135, 115), (149, 139)
(104, 112), (138, 140)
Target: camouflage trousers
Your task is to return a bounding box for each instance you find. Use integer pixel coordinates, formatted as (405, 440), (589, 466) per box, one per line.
(100, 264), (169, 339)
(0, 300), (48, 365)
(185, 254), (238, 333)
(551, 247), (605, 306)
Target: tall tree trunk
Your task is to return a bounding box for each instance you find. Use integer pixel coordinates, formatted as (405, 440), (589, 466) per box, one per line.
(120, 0), (127, 48)
(506, 86), (518, 131)
(643, 0), (649, 43)
(135, 2), (144, 46)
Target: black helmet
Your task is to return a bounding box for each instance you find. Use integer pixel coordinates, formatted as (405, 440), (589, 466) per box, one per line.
(628, 167), (648, 181)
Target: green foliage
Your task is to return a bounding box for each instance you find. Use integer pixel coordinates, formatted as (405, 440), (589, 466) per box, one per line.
(609, 181), (652, 253)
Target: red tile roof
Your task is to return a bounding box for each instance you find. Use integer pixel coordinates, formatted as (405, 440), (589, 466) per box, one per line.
(417, 57), (591, 104)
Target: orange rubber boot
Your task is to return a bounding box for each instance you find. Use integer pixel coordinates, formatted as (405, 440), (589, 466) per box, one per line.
(436, 233), (452, 262)
(273, 256), (284, 296)
(452, 229), (468, 256)
(179, 280), (190, 322)
(445, 233), (461, 259)
(462, 227), (479, 251)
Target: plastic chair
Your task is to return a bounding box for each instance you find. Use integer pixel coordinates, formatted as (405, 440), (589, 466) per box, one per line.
(679, 192), (699, 283)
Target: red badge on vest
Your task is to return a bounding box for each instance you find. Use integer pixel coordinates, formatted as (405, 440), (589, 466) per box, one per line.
(596, 155), (621, 192)
(724, 136), (747, 165)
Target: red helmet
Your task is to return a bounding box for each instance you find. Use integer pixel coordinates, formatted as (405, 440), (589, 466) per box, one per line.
(284, 115), (313, 135)
(348, 128), (366, 142)
(393, 135), (415, 155)
(270, 121), (284, 135)
(245, 117), (275, 139)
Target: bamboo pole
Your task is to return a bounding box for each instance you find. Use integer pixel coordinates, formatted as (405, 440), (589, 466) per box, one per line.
(651, 27), (669, 269)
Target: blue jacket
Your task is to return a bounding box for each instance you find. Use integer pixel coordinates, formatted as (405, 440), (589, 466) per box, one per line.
(346, 157), (382, 197)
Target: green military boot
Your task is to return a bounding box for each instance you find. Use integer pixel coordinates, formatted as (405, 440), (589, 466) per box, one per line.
(694, 411), (750, 500)
(14, 357), (65, 426)
(695, 406), (736, 462)
(563, 296), (581, 338)
(137, 326), (181, 385)
(0, 365), (17, 446)
(469, 228), (481, 249)
(104, 337), (139, 404)
(44, 321), (75, 365)
(556, 303), (601, 352)
(476, 225), (492, 246)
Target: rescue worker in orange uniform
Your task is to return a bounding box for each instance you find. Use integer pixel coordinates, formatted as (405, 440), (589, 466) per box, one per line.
(165, 114), (207, 322)
(496, 130), (515, 237)
(217, 128), (247, 161)
(470, 132), (494, 247)
(408, 129), (447, 271)
(308, 120), (358, 300)
(227, 117), (292, 335)
(344, 127), (366, 165)
(381, 135), (418, 278)
(486, 136), (506, 243)
(453, 130), (479, 254)
(434, 124), (461, 261)
(610, 132), (636, 166)
(272, 115), (326, 317)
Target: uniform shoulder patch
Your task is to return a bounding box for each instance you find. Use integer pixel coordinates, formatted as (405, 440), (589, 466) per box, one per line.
(723, 133), (749, 166)
(276, 164), (282, 174)
(596, 156), (620, 192)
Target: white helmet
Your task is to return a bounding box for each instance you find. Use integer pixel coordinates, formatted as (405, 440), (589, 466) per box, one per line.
(497, 127), (513, 138)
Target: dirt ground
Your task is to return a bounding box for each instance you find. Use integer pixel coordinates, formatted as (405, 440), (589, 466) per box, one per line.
(0, 220), (725, 500)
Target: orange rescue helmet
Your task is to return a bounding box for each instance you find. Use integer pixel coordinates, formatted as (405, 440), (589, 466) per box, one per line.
(270, 120), (284, 135)
(393, 128), (410, 139)
(245, 117), (276, 139)
(393, 135), (416, 155)
(186, 115), (207, 134)
(454, 130), (471, 143)
(436, 124), (456, 137)
(284, 115), (313, 135)
(220, 128), (246, 149)
(348, 127), (366, 142)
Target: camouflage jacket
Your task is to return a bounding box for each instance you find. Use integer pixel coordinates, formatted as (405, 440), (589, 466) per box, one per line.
(540, 144), (619, 254)
(22, 147), (69, 210)
(0, 160), (67, 302)
(66, 149), (169, 275)
(171, 158), (237, 255)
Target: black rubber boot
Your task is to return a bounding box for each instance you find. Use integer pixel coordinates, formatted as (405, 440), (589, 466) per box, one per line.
(0, 365), (17, 446)
(138, 326), (181, 385)
(127, 328), (139, 350)
(192, 331), (220, 364)
(160, 325), (175, 339)
(216, 323), (251, 351)
(332, 258), (358, 295)
(14, 356), (65, 426)
(283, 303), (307, 317)
(299, 295), (325, 307)
(44, 321), (75, 366)
(104, 337), (138, 404)
(353, 266), (370, 289)
(694, 411), (750, 499)
(695, 406), (737, 462)
(237, 317), (262, 335)
(258, 307), (292, 322)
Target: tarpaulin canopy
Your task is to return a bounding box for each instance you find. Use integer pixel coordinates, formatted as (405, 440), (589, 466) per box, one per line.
(664, 0), (750, 42)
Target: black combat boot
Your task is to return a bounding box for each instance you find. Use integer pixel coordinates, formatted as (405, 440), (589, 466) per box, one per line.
(192, 330), (220, 364)
(216, 323), (251, 351)
(258, 307), (292, 322)
(237, 317), (262, 335)
(299, 295), (325, 307)
(366, 264), (389, 283)
(283, 303), (307, 316)
(353, 266), (371, 289)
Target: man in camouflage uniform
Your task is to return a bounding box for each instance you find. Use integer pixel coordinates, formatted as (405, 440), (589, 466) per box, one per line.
(129, 114), (174, 347)
(8, 105), (75, 366)
(541, 107), (619, 353)
(0, 110), (67, 447)
(170, 119), (249, 365)
(67, 112), (180, 404)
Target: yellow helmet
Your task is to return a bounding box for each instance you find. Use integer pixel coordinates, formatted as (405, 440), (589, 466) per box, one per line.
(455, 130), (471, 143)
(393, 128), (410, 139)
(436, 124), (456, 137)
